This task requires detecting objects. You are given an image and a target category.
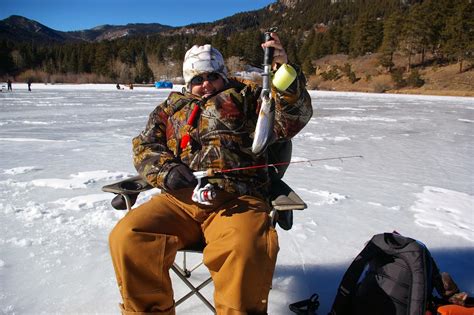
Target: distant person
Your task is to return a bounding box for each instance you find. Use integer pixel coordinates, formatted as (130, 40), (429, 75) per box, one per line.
(116, 83), (121, 90)
(129, 83), (134, 90)
(7, 79), (12, 91)
(27, 80), (32, 92)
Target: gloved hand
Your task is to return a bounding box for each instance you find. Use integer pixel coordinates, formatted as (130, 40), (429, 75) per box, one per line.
(164, 164), (197, 191)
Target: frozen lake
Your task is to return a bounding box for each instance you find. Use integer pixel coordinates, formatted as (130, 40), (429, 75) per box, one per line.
(0, 84), (473, 314)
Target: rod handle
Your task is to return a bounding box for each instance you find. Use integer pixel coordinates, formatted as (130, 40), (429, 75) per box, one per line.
(263, 27), (278, 66)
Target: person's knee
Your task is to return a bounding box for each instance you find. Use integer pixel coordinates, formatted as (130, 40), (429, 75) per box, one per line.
(228, 226), (273, 260)
(109, 218), (135, 254)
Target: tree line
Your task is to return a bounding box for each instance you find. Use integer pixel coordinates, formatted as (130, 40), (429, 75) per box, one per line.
(0, 0), (472, 83)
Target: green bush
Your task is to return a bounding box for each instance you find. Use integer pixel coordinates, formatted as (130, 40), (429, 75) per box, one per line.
(390, 68), (406, 88)
(341, 63), (352, 76)
(341, 63), (359, 83)
(373, 83), (389, 93)
(320, 65), (341, 81)
(406, 69), (425, 87)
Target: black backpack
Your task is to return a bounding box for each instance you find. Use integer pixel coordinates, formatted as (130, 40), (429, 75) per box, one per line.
(329, 232), (446, 315)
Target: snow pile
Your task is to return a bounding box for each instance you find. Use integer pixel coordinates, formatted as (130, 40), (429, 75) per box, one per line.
(411, 186), (473, 242)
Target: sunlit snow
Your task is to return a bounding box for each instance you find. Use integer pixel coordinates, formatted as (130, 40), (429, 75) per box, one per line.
(0, 84), (473, 314)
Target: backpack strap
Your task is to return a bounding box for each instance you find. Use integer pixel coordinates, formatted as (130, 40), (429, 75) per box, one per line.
(432, 259), (448, 299)
(289, 293), (320, 314)
(329, 239), (379, 315)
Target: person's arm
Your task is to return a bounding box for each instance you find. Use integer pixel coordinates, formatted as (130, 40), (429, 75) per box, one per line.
(272, 65), (313, 140)
(132, 101), (178, 189)
(261, 32), (313, 140)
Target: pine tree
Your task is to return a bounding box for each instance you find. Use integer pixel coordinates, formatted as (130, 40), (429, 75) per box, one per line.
(302, 58), (315, 76)
(379, 11), (403, 71)
(93, 43), (113, 76)
(349, 13), (383, 57)
(328, 22), (351, 55)
(441, 0), (474, 72)
(298, 30), (316, 65)
(0, 41), (15, 75)
(285, 36), (300, 65)
(118, 45), (135, 65)
(400, 3), (433, 70)
(135, 50), (154, 83)
(421, 0), (448, 57)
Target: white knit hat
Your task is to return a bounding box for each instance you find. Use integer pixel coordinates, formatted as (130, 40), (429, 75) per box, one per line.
(182, 44), (228, 85)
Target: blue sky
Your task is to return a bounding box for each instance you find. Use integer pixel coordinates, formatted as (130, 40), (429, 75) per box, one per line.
(0, 0), (276, 31)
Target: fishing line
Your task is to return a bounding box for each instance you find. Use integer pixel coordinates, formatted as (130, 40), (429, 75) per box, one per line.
(216, 155), (363, 174)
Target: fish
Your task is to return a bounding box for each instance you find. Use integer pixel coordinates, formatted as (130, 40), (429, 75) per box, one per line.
(252, 94), (274, 155)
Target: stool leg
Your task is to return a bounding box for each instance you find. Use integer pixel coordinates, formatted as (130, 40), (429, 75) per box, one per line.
(171, 264), (215, 313)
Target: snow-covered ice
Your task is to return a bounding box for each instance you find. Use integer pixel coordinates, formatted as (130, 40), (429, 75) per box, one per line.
(0, 84), (473, 314)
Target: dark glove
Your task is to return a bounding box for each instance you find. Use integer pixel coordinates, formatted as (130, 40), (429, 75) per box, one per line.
(164, 164), (197, 191)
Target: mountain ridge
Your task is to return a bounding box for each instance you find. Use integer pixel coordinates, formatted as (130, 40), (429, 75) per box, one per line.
(0, 15), (175, 42)
(0, 15), (77, 42)
(0, 0), (289, 42)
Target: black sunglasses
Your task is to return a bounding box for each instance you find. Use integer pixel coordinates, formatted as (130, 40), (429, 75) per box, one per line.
(190, 72), (221, 85)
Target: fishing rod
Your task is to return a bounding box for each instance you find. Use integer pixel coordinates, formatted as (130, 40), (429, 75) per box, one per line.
(191, 155), (363, 204)
(215, 155), (363, 174)
(252, 27), (277, 155)
(193, 155), (363, 178)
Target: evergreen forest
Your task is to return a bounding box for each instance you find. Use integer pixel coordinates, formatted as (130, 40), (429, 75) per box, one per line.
(0, 0), (472, 84)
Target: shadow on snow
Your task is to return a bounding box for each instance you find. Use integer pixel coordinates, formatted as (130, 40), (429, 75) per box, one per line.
(274, 247), (474, 314)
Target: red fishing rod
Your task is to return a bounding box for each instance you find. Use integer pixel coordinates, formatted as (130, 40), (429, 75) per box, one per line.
(192, 155), (362, 204)
(195, 155), (363, 178)
(217, 155), (363, 174)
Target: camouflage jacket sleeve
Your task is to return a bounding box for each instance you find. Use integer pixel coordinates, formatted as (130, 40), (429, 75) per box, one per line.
(272, 64), (313, 140)
(131, 100), (177, 189)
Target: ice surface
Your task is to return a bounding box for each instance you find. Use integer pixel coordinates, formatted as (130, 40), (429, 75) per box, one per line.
(0, 85), (473, 314)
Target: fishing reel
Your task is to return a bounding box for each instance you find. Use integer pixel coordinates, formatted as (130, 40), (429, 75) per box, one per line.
(192, 170), (216, 205)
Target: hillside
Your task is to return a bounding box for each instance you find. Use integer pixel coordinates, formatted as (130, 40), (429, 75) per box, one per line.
(307, 53), (474, 97)
(0, 15), (76, 43)
(68, 23), (173, 42)
(1, 0), (472, 97)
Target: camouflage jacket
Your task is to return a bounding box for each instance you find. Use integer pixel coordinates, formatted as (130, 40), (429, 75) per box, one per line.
(132, 68), (312, 199)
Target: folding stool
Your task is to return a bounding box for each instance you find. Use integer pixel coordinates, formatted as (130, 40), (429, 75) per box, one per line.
(102, 176), (215, 313)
